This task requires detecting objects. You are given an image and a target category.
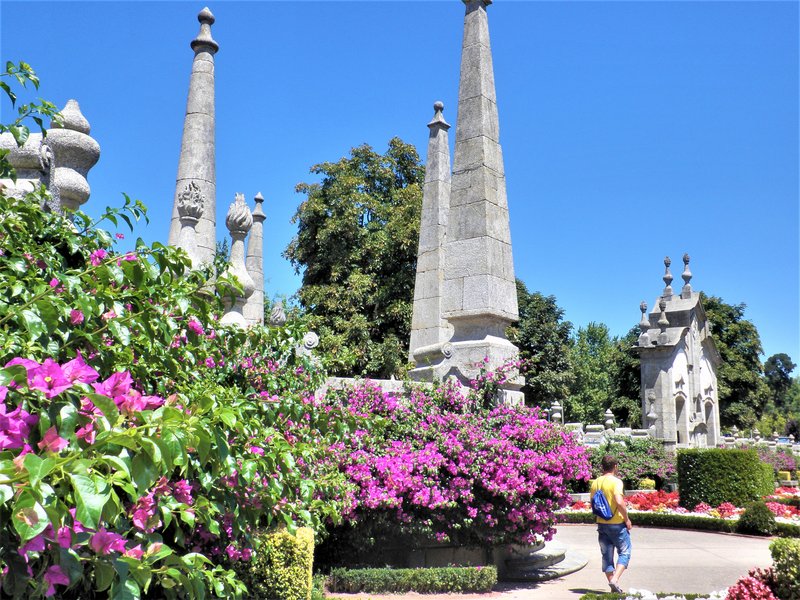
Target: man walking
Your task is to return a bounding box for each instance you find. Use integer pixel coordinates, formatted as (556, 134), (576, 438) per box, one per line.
(590, 455), (632, 593)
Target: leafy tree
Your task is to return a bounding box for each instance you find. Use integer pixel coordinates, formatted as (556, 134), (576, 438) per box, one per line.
(609, 327), (642, 428)
(509, 279), (573, 407)
(566, 322), (617, 424)
(764, 353), (797, 407)
(701, 294), (770, 429)
(285, 138), (423, 378)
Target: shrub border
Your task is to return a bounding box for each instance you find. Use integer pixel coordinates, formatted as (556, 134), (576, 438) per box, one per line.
(557, 511), (800, 537)
(326, 565), (498, 593)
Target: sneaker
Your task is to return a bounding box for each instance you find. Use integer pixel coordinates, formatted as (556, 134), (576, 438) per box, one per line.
(609, 582), (624, 593)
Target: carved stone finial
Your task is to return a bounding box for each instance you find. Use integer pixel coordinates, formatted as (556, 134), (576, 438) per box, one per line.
(604, 409), (615, 430)
(177, 181), (204, 223)
(226, 193), (253, 236)
(252, 191), (265, 220)
(428, 100), (451, 131)
(303, 331), (320, 351)
(192, 7), (219, 53)
(219, 193), (254, 329)
(269, 301), (287, 326)
(639, 301), (649, 333)
(681, 253), (693, 298)
(662, 256), (673, 299)
(657, 298), (670, 345)
(43, 99), (100, 212)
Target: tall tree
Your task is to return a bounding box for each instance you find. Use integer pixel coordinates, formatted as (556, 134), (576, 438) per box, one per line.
(701, 294), (769, 429)
(509, 280), (573, 407)
(285, 138), (423, 378)
(764, 353), (797, 407)
(609, 327), (642, 428)
(566, 322), (617, 424)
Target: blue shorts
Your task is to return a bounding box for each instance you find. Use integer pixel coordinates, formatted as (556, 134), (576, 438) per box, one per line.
(597, 523), (631, 573)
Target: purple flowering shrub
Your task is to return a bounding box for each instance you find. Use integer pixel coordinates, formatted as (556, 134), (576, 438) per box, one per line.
(327, 370), (591, 549)
(0, 178), (358, 598)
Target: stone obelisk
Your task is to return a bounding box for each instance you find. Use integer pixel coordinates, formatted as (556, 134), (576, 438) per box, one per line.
(411, 0), (522, 402)
(408, 102), (452, 362)
(167, 7), (218, 266)
(243, 192), (266, 326)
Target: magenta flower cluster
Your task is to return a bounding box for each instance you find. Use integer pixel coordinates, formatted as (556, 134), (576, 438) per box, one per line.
(332, 373), (591, 546)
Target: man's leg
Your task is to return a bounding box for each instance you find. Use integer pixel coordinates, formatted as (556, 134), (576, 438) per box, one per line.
(609, 526), (632, 590)
(598, 527), (616, 584)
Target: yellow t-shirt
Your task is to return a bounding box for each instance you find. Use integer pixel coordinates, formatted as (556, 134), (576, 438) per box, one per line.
(590, 474), (624, 524)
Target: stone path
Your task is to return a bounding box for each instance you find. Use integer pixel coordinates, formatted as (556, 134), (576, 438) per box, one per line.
(325, 524), (774, 600)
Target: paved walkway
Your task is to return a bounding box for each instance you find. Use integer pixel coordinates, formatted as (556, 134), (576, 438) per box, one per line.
(326, 524), (774, 600)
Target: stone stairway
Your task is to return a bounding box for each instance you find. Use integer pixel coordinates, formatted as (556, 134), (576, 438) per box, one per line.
(498, 540), (588, 582)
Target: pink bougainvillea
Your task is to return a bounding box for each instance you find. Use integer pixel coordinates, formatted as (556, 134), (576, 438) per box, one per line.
(330, 369), (591, 546)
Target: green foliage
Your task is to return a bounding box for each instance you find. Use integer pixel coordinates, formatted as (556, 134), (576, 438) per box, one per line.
(238, 528), (315, 600)
(677, 449), (775, 509)
(0, 162), (357, 596)
(327, 565), (497, 593)
(284, 138), (423, 378)
(737, 501), (777, 536)
(588, 436), (676, 491)
(701, 294), (770, 429)
(567, 323), (616, 423)
(0, 61), (62, 180)
(765, 354), (797, 407)
(509, 280), (573, 406)
(770, 537), (800, 600)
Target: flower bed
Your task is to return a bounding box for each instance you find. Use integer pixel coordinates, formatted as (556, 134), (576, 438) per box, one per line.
(559, 489), (800, 535)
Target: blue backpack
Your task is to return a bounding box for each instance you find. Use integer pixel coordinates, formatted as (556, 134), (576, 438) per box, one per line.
(591, 477), (615, 520)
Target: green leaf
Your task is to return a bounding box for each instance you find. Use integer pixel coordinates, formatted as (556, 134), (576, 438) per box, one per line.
(131, 452), (157, 493)
(109, 320), (131, 346)
(110, 577), (141, 600)
(23, 453), (55, 488)
(0, 484), (13, 505)
(70, 473), (111, 529)
(0, 365), (27, 387)
(95, 560), (115, 592)
(89, 392), (120, 426)
(12, 491), (49, 540)
(19, 309), (46, 339)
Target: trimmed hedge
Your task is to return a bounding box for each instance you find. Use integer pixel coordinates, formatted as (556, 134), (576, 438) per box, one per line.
(737, 501), (777, 536)
(556, 511), (800, 538)
(327, 566), (497, 593)
(240, 527), (315, 600)
(677, 449), (774, 509)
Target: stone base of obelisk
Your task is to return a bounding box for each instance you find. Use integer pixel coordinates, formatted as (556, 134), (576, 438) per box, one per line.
(409, 334), (524, 405)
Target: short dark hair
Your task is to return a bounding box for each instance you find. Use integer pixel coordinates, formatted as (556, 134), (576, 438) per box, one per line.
(601, 455), (618, 473)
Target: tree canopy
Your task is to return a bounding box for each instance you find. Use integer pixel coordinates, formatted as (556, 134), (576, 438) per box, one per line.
(509, 279), (573, 406)
(701, 293), (770, 429)
(284, 138), (423, 378)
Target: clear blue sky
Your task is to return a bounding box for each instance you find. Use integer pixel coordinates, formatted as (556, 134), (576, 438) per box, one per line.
(2, 1), (798, 365)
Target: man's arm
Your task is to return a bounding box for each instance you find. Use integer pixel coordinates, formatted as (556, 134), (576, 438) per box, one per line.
(614, 492), (632, 530)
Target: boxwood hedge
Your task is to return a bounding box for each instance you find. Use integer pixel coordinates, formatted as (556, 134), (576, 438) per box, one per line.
(327, 565), (497, 593)
(677, 449), (774, 509)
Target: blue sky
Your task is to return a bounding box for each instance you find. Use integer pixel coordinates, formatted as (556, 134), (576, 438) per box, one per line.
(2, 1), (798, 365)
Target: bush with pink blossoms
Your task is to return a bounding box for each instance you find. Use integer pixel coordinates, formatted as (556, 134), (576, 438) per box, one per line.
(322, 371), (590, 560)
(0, 116), (359, 598)
(726, 575), (779, 600)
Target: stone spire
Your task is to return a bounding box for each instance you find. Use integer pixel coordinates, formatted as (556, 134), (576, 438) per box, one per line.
(657, 298), (670, 345)
(243, 192), (266, 326)
(409, 101), (452, 363)
(443, 0), (517, 329)
(412, 0), (522, 403)
(220, 193), (255, 328)
(167, 7), (219, 266)
(681, 253), (693, 298)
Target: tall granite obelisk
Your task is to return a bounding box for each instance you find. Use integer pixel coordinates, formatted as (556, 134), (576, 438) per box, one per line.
(410, 0), (522, 402)
(167, 7), (219, 266)
(408, 102), (453, 362)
